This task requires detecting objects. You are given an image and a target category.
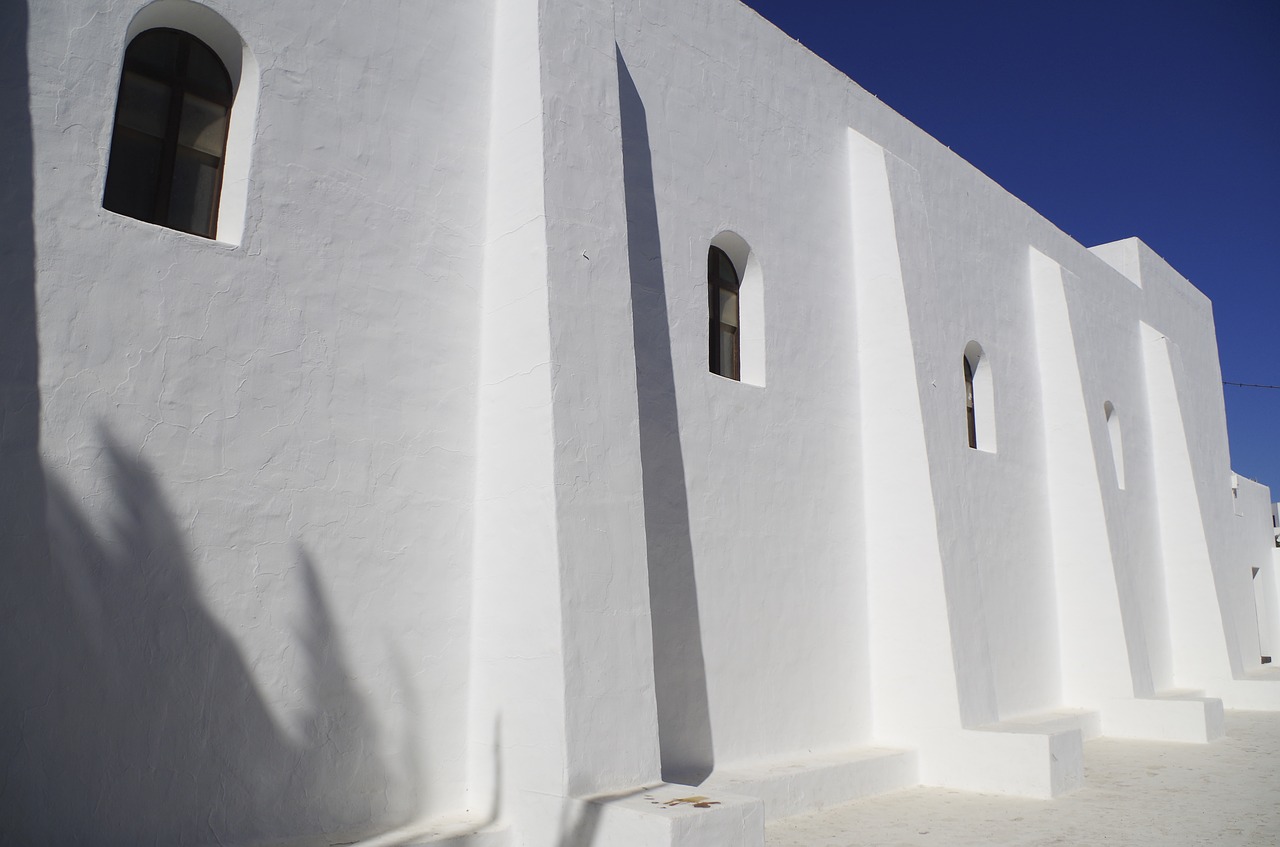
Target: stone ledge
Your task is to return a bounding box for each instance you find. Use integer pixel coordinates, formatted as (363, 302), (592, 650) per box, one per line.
(380, 817), (509, 847)
(702, 746), (917, 819)
(921, 718), (1086, 798)
(1211, 667), (1280, 710)
(1103, 691), (1224, 743)
(579, 783), (765, 847)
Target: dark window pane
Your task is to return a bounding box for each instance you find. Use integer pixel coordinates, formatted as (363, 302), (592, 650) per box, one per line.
(713, 250), (739, 287)
(103, 131), (163, 222)
(105, 29), (231, 238)
(707, 246), (742, 380)
(126, 29), (181, 77)
(719, 329), (737, 379)
(964, 357), (977, 448)
(179, 92), (228, 156)
(168, 148), (219, 236)
(719, 288), (738, 327)
(115, 71), (172, 137)
(183, 39), (232, 99)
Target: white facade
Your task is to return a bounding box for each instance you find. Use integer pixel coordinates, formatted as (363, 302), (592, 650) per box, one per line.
(2, 1), (1276, 845)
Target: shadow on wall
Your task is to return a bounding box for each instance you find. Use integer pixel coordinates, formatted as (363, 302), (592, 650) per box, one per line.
(0, 1), (43, 612)
(0, 0), (52, 834)
(556, 799), (604, 847)
(554, 786), (646, 847)
(2, 433), (395, 846)
(617, 46), (715, 787)
(0, 7), (414, 843)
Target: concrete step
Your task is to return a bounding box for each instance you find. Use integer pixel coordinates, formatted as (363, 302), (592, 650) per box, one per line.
(1102, 690), (1224, 743)
(1211, 666), (1280, 711)
(346, 816), (510, 847)
(574, 783), (764, 847)
(701, 746), (917, 820)
(919, 713), (1086, 798)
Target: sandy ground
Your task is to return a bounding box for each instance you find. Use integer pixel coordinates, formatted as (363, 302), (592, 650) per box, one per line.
(766, 711), (1280, 847)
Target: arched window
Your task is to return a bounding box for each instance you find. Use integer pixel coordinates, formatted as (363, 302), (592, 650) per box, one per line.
(103, 28), (232, 239)
(1103, 401), (1125, 489)
(964, 356), (977, 449)
(708, 245), (741, 380)
(963, 341), (996, 452)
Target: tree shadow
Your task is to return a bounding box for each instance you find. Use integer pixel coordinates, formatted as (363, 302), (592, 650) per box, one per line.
(0, 6), (425, 843)
(556, 801), (605, 847)
(3, 432), (392, 846)
(617, 46), (714, 787)
(554, 786), (646, 847)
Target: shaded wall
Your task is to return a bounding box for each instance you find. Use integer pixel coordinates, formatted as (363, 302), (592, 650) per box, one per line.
(0, 0), (49, 831)
(6, 0), (495, 841)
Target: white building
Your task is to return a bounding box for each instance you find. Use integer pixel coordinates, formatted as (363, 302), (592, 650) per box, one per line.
(3, 1), (1278, 845)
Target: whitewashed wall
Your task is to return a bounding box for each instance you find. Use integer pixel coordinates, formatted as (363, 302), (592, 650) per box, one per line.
(614, 0), (870, 773)
(611, 0), (1277, 797)
(1230, 475), (1274, 662)
(1266, 505), (1280, 660)
(7, 0), (493, 843)
(8, 0), (1278, 845)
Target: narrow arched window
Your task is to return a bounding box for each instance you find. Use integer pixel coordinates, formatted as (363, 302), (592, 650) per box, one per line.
(963, 341), (996, 452)
(104, 28), (232, 239)
(708, 246), (741, 380)
(964, 356), (977, 449)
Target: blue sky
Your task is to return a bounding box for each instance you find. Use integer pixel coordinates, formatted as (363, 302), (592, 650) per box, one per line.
(740, 0), (1280, 492)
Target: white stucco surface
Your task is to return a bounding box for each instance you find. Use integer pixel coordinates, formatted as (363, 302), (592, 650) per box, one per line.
(6, 0), (1278, 845)
(9, 0), (494, 842)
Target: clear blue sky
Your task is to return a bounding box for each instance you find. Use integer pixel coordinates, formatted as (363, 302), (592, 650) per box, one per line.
(740, 0), (1280, 493)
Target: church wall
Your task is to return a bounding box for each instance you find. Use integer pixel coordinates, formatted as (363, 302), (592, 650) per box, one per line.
(615, 0), (1269, 763)
(11, 0), (1278, 843)
(614, 0), (1075, 755)
(1228, 475), (1273, 664)
(15, 0), (493, 841)
(1126, 242), (1260, 685)
(1260, 535), (1280, 662)
(615, 0), (872, 769)
(890, 149), (1063, 724)
(1056, 253), (1175, 696)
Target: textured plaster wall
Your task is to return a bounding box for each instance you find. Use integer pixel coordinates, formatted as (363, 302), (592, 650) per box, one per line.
(541, 0), (661, 798)
(888, 132), (1062, 725)
(614, 0), (1072, 756)
(10, 0), (1276, 844)
(1066, 259), (1175, 696)
(10, 0), (493, 842)
(468, 2), (663, 842)
(1264, 545), (1280, 660)
(1261, 504), (1280, 660)
(615, 0), (869, 769)
(1230, 475), (1273, 664)
(614, 0), (1267, 767)
(1110, 240), (1260, 686)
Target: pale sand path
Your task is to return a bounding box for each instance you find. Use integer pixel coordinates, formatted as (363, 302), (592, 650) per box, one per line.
(767, 711), (1280, 846)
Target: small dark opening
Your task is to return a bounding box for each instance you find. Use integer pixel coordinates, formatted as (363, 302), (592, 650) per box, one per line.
(103, 28), (232, 239)
(707, 246), (740, 381)
(964, 355), (977, 449)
